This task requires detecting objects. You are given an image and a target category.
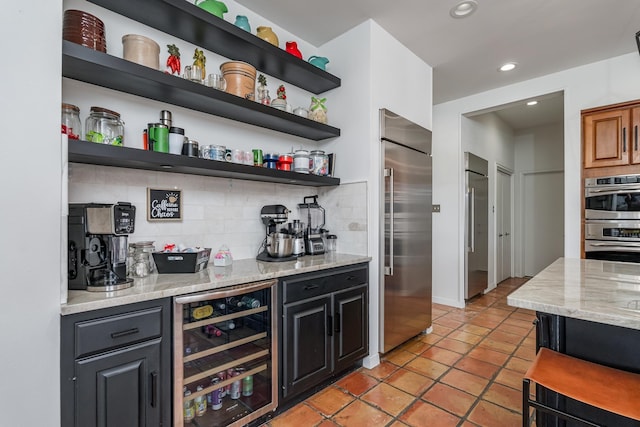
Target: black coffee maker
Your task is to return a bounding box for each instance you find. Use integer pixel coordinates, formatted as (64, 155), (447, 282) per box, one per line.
(68, 202), (136, 291)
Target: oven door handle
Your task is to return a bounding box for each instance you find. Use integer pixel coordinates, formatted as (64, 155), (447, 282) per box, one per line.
(586, 186), (640, 196)
(588, 242), (640, 248)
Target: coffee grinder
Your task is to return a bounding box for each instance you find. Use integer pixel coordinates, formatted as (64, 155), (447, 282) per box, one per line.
(68, 202), (136, 292)
(298, 195), (326, 255)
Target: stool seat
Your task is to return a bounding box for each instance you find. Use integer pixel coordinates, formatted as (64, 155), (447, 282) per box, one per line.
(523, 347), (640, 424)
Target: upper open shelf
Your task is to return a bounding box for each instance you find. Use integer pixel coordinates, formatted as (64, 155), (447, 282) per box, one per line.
(62, 41), (340, 141)
(88, 0), (341, 94)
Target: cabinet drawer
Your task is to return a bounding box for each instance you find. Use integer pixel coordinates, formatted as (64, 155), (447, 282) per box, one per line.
(282, 265), (367, 304)
(75, 307), (162, 358)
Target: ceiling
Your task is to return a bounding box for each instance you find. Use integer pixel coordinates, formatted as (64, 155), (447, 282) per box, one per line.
(235, 0), (640, 106)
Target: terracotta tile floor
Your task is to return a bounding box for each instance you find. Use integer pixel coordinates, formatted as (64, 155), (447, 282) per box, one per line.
(264, 277), (536, 427)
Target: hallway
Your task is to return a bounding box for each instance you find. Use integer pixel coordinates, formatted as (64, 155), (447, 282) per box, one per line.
(266, 278), (535, 426)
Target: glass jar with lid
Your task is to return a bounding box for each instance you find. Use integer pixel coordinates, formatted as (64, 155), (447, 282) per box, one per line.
(310, 150), (329, 176)
(293, 149), (310, 174)
(61, 103), (82, 140)
(85, 106), (125, 146)
(128, 241), (156, 277)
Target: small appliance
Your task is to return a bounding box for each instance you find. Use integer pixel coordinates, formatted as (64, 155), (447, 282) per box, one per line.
(298, 195), (325, 255)
(256, 205), (297, 262)
(290, 219), (306, 257)
(68, 202), (136, 291)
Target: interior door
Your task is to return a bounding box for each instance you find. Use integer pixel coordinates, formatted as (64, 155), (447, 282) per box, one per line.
(496, 169), (512, 283)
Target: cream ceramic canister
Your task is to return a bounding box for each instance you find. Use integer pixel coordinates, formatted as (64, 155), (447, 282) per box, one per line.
(256, 26), (279, 47)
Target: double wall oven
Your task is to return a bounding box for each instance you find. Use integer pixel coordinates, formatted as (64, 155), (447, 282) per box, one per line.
(584, 174), (640, 262)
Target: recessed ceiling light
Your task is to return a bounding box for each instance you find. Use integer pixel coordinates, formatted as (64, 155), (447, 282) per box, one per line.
(450, 0), (478, 18)
(527, 100), (538, 106)
(499, 62), (517, 72)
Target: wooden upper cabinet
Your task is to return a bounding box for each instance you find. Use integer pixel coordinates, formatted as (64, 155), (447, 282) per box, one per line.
(632, 107), (640, 165)
(583, 101), (640, 169)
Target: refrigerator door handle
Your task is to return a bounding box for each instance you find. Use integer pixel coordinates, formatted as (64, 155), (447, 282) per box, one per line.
(384, 167), (394, 276)
(469, 187), (475, 252)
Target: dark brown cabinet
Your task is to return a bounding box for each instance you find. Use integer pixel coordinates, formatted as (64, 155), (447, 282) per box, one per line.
(582, 101), (640, 169)
(279, 264), (368, 404)
(61, 299), (172, 427)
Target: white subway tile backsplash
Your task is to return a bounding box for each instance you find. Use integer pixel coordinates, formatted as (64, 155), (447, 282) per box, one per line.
(68, 164), (368, 259)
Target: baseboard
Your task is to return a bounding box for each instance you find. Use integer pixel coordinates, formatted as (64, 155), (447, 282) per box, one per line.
(432, 295), (465, 308)
(362, 353), (380, 369)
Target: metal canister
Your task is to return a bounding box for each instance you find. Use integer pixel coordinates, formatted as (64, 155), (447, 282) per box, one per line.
(242, 374), (253, 396)
(182, 139), (199, 157)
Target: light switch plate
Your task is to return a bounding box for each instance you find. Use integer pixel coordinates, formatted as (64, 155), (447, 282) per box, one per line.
(432, 204), (440, 213)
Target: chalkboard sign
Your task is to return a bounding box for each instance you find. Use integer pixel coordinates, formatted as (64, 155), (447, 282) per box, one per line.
(147, 188), (182, 221)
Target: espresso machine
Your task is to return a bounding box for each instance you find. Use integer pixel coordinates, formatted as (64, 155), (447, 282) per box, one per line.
(298, 195), (326, 255)
(68, 202), (136, 291)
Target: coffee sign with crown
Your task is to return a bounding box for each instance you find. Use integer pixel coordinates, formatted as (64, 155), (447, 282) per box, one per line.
(147, 188), (182, 221)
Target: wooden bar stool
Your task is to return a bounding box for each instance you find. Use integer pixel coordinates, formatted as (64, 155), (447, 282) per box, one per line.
(522, 347), (640, 426)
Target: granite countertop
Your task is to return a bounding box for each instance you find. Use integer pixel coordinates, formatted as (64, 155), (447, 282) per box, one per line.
(507, 257), (640, 330)
(61, 253), (371, 315)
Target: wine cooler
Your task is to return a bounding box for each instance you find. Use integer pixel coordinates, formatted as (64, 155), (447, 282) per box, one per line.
(173, 280), (278, 426)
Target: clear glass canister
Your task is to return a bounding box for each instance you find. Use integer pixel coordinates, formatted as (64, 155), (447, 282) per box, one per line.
(85, 106), (125, 146)
(61, 103), (82, 140)
(128, 241), (156, 277)
(310, 150), (329, 176)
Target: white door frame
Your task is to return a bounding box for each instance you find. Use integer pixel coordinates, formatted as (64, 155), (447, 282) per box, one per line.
(496, 164), (514, 284)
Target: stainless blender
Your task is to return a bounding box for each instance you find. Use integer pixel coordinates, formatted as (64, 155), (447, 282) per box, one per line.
(298, 195), (326, 255)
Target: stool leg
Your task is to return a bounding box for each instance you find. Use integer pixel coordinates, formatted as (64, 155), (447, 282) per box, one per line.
(523, 379), (530, 427)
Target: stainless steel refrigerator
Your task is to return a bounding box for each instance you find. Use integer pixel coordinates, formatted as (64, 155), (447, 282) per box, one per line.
(380, 108), (432, 354)
(464, 152), (489, 299)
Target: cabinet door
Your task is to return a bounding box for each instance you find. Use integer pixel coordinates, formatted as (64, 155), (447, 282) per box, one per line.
(75, 339), (162, 427)
(583, 108), (630, 168)
(334, 285), (368, 373)
(632, 107), (640, 164)
(282, 296), (332, 400)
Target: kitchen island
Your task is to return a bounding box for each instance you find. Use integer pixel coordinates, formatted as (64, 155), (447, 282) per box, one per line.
(62, 253), (370, 315)
(508, 257), (640, 426)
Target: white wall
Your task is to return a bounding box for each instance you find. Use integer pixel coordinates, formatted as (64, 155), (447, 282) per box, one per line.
(321, 20), (433, 364)
(1, 1), (62, 425)
(514, 123), (564, 276)
(433, 52), (640, 307)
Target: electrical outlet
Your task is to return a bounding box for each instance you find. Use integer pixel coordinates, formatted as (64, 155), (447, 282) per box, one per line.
(432, 204), (441, 213)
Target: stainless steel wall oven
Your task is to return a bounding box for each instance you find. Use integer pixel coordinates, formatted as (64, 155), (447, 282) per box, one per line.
(585, 174), (640, 262)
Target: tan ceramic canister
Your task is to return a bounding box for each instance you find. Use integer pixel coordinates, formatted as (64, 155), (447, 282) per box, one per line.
(122, 34), (160, 69)
(220, 61), (257, 99)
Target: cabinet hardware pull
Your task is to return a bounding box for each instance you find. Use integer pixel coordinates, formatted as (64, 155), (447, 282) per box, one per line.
(335, 313), (341, 333)
(150, 371), (158, 407)
(327, 315), (333, 337)
(635, 125), (638, 151)
(347, 275), (356, 281)
(304, 284), (319, 291)
(623, 127), (627, 152)
(110, 327), (139, 339)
